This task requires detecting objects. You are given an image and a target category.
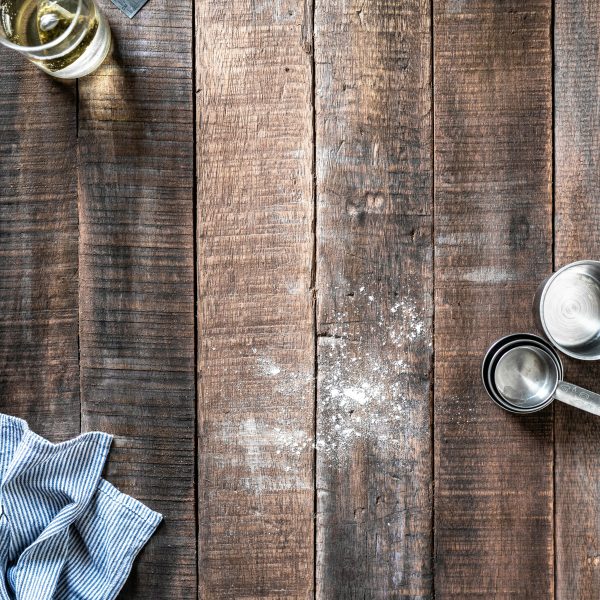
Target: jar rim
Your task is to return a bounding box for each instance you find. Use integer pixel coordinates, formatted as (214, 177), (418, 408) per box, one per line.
(0, 0), (84, 53)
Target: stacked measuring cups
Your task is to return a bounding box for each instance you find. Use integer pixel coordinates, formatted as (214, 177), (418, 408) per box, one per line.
(482, 260), (600, 416)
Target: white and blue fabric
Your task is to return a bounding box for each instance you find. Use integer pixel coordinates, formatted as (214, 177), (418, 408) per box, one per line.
(0, 413), (162, 599)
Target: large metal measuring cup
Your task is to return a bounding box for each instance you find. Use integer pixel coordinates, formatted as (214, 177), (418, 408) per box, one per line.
(482, 333), (600, 416)
(534, 260), (600, 360)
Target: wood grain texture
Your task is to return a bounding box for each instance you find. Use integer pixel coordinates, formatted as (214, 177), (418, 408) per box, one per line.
(554, 2), (600, 597)
(196, 0), (315, 597)
(77, 2), (196, 597)
(433, 1), (553, 597)
(315, 1), (433, 597)
(0, 55), (80, 441)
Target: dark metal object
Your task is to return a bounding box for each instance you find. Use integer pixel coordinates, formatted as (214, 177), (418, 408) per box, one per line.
(109, 0), (148, 18)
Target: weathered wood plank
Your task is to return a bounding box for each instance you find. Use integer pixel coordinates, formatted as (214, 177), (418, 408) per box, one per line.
(0, 55), (80, 440)
(196, 0), (315, 597)
(314, 0), (433, 597)
(433, 1), (553, 597)
(554, 2), (600, 597)
(77, 3), (196, 597)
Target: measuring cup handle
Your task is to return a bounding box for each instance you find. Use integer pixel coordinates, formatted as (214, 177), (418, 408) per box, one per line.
(555, 382), (600, 416)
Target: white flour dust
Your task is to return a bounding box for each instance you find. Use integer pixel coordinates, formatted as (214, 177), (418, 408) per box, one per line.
(249, 287), (430, 466)
(257, 356), (282, 377)
(236, 417), (311, 492)
(316, 287), (430, 464)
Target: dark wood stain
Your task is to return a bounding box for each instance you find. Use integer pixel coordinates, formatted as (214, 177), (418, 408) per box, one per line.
(434, 1), (554, 598)
(0, 53), (79, 441)
(555, 1), (600, 597)
(77, 2), (196, 598)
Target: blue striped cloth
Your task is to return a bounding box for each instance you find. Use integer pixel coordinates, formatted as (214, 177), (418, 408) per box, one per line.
(0, 413), (162, 599)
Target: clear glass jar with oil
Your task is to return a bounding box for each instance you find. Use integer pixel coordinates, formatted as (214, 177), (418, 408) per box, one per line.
(0, 0), (111, 78)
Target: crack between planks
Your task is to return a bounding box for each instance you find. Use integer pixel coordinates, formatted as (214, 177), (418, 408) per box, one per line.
(76, 77), (82, 436)
(430, 0), (436, 597)
(76, 79), (80, 139)
(191, 0), (199, 595)
(309, 0), (317, 596)
(550, 1), (556, 597)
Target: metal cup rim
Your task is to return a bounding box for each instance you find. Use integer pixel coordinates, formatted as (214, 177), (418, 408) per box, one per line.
(482, 334), (539, 412)
(536, 259), (600, 361)
(482, 333), (563, 413)
(489, 343), (560, 412)
(487, 341), (555, 412)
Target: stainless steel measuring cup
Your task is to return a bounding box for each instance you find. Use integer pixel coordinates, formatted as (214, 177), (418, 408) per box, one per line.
(482, 333), (600, 416)
(482, 333), (561, 412)
(534, 260), (600, 360)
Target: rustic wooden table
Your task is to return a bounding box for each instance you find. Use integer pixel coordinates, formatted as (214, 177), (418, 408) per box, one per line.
(0, 0), (598, 598)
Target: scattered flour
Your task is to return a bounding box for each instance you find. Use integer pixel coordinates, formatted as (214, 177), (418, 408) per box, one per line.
(317, 286), (430, 465)
(247, 287), (430, 466)
(235, 417), (311, 492)
(257, 356), (282, 377)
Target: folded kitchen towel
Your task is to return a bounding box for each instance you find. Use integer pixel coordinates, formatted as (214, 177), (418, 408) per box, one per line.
(0, 413), (162, 600)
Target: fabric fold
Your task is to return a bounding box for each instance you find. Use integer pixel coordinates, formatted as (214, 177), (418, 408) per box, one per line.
(53, 479), (162, 599)
(0, 413), (162, 600)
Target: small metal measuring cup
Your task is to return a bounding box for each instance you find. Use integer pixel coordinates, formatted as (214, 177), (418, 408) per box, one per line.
(482, 333), (561, 412)
(482, 333), (600, 416)
(534, 260), (600, 360)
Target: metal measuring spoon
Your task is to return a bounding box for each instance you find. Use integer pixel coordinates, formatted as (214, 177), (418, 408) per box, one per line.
(483, 334), (600, 416)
